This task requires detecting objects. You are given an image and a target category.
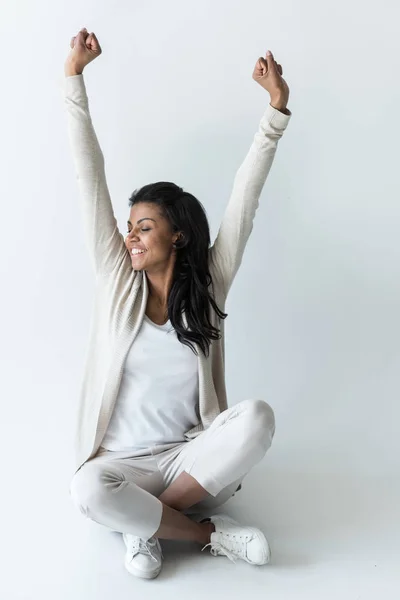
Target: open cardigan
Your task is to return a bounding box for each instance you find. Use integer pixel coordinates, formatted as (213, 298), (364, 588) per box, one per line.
(63, 74), (291, 474)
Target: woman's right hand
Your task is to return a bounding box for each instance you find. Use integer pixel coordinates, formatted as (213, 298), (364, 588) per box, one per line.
(64, 28), (102, 76)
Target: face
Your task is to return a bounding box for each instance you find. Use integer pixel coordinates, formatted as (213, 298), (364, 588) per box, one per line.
(125, 203), (180, 272)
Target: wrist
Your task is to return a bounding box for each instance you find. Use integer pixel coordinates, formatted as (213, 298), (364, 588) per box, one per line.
(270, 99), (289, 114)
(269, 91), (286, 108)
(64, 61), (83, 77)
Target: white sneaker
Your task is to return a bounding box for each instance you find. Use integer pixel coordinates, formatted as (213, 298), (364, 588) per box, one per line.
(202, 514), (271, 566)
(122, 533), (163, 579)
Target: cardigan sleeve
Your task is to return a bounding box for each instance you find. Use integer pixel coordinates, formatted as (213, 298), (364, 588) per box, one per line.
(62, 74), (128, 276)
(209, 103), (291, 295)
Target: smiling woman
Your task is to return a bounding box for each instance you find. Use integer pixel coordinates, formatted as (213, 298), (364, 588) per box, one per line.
(64, 27), (291, 581)
(126, 182), (227, 350)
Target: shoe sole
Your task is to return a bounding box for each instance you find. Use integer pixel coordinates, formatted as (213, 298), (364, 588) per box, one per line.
(124, 561), (162, 579)
(212, 514), (271, 566)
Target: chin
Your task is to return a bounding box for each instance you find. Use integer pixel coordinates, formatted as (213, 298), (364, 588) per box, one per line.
(130, 254), (148, 271)
(131, 261), (146, 272)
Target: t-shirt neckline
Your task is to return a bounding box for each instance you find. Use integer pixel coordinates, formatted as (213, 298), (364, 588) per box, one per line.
(144, 314), (172, 331)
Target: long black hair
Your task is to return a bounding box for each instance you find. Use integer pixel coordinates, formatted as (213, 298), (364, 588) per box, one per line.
(128, 182), (227, 356)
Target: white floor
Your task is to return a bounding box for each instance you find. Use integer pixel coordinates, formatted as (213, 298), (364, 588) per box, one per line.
(3, 455), (399, 600)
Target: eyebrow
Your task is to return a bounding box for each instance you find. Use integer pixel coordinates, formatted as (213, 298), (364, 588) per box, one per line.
(127, 218), (156, 226)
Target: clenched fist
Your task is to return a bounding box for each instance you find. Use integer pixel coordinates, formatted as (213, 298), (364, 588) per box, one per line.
(64, 28), (102, 76)
(253, 51), (290, 113)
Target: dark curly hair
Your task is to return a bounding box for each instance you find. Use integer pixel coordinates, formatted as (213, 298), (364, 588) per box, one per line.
(128, 182), (227, 356)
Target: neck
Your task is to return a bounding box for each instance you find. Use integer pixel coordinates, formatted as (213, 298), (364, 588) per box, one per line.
(145, 260), (176, 309)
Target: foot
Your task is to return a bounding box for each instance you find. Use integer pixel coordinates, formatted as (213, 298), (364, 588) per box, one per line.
(202, 514), (271, 566)
(122, 533), (163, 579)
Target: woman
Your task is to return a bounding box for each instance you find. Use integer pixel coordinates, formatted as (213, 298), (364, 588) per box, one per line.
(64, 28), (291, 580)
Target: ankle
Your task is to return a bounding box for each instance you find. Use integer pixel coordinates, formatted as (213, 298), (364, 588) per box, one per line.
(198, 521), (216, 545)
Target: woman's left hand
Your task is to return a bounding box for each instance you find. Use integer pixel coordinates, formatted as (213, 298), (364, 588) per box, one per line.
(252, 50), (290, 112)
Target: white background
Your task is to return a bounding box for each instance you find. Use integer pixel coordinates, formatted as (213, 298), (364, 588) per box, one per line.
(1, 0), (399, 598)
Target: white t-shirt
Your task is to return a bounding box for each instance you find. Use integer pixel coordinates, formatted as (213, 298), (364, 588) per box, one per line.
(101, 315), (200, 451)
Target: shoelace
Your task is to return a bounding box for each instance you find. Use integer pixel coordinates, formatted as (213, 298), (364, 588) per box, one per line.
(126, 537), (160, 563)
(202, 533), (248, 563)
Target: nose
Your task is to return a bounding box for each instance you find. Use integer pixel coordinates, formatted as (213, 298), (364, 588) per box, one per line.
(127, 230), (140, 242)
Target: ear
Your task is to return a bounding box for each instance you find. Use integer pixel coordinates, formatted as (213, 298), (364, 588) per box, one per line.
(173, 232), (184, 248)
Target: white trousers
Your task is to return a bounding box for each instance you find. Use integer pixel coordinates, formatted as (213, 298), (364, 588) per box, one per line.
(70, 399), (275, 540)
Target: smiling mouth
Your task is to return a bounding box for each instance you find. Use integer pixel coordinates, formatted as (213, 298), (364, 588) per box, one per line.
(131, 249), (147, 257)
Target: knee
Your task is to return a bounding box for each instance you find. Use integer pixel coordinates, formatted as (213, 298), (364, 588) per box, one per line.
(240, 399), (276, 447)
(69, 463), (111, 517)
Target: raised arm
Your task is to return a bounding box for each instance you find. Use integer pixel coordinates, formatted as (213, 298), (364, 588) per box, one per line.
(209, 50), (291, 295)
(63, 29), (128, 277)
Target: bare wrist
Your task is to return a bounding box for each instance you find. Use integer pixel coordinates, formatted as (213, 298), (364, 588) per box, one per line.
(64, 61), (83, 77)
(270, 99), (289, 114)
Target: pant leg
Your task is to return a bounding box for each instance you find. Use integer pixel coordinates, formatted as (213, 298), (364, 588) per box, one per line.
(186, 478), (244, 515)
(69, 451), (165, 540)
(159, 399), (275, 500)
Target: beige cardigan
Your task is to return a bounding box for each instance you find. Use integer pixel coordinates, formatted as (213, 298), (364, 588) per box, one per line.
(63, 74), (291, 474)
